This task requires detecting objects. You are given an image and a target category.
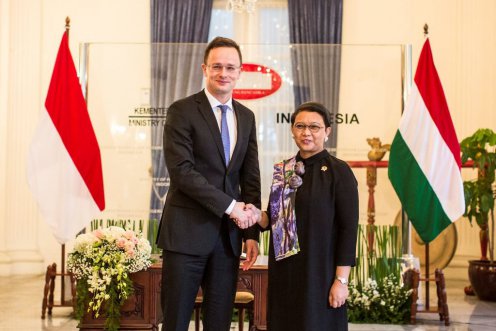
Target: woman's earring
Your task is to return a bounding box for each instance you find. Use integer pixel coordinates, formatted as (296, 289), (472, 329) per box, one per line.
(325, 137), (329, 142)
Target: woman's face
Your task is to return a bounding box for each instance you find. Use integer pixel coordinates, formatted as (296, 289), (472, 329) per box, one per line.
(291, 110), (331, 158)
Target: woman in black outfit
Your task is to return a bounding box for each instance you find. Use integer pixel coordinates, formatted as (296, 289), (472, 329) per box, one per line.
(249, 102), (359, 331)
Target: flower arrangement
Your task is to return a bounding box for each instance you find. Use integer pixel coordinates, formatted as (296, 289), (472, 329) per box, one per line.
(347, 275), (412, 324)
(347, 225), (412, 324)
(91, 218), (162, 255)
(68, 226), (152, 331)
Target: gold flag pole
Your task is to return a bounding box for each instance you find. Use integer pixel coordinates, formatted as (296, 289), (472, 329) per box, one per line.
(66, 16), (70, 34)
(423, 22), (431, 310)
(60, 15), (70, 310)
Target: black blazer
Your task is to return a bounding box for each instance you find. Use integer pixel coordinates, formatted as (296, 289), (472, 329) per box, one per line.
(157, 90), (261, 256)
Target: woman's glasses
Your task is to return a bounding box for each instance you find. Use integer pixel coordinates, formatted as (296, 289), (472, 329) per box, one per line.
(293, 123), (324, 133)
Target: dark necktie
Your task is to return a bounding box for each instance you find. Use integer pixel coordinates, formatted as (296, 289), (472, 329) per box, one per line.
(218, 105), (230, 165)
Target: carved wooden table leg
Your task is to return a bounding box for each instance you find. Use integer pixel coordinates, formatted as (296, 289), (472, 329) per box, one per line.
(403, 268), (419, 325)
(41, 263), (57, 319)
(48, 263), (57, 316)
(435, 269), (450, 326)
(41, 264), (52, 319)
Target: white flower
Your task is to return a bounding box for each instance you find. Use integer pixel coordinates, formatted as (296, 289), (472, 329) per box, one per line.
(74, 233), (98, 252)
(347, 273), (412, 324)
(103, 226), (125, 242)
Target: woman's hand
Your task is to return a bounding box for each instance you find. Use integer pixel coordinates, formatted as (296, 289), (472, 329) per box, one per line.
(245, 204), (269, 228)
(329, 279), (349, 308)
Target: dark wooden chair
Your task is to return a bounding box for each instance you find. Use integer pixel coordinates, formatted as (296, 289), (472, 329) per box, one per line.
(194, 291), (254, 331)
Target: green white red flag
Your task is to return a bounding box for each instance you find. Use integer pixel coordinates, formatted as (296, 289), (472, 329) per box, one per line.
(27, 31), (105, 243)
(388, 39), (464, 243)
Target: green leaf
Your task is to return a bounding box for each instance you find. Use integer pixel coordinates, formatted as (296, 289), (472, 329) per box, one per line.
(481, 194), (492, 213)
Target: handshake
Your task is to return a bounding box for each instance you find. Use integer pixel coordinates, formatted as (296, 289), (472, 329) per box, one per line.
(229, 202), (262, 229)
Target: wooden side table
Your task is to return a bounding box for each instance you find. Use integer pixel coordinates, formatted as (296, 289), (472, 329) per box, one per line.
(78, 263), (162, 330)
(41, 262), (76, 319)
(78, 261), (268, 330)
(403, 268), (450, 326)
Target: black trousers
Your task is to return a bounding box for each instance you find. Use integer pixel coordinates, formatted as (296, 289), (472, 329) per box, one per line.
(161, 221), (239, 331)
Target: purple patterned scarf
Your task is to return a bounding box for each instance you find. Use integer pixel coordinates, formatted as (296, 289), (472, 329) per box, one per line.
(268, 156), (304, 261)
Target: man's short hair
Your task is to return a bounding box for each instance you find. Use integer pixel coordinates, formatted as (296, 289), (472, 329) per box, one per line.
(204, 37), (242, 65)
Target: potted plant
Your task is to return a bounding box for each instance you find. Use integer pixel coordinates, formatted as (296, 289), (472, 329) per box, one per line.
(460, 128), (496, 301)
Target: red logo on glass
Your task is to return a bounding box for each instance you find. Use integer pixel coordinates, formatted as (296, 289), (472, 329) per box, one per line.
(233, 63), (282, 100)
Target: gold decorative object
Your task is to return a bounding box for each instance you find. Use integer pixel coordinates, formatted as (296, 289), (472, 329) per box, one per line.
(366, 137), (391, 161)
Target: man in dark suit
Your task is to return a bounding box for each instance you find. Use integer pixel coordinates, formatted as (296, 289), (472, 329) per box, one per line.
(157, 37), (261, 331)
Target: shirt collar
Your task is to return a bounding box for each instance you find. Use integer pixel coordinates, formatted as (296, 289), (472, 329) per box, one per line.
(204, 88), (233, 111)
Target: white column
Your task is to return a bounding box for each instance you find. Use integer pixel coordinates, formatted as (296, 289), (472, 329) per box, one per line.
(2, 0), (44, 275)
(0, 0), (12, 276)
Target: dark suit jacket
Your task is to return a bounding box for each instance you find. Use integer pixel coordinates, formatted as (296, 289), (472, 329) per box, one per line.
(157, 90), (261, 257)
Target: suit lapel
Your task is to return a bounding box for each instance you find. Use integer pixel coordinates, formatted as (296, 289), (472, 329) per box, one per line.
(195, 91), (227, 167)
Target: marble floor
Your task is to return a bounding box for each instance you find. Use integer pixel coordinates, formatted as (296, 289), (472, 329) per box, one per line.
(0, 275), (495, 331)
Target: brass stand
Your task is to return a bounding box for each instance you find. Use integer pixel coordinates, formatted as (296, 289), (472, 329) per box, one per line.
(41, 244), (76, 318)
(403, 268), (449, 326)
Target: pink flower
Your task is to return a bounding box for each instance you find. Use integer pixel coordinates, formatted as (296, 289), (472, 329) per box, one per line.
(93, 229), (104, 240)
(124, 230), (135, 240)
(124, 241), (135, 252)
(116, 238), (126, 249)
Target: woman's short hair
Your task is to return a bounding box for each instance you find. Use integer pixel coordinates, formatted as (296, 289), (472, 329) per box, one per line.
(290, 102), (332, 128)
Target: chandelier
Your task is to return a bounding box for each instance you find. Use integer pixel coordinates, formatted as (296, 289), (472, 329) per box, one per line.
(227, 0), (257, 14)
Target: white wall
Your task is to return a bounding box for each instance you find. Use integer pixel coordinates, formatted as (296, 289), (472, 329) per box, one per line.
(343, 0), (496, 137)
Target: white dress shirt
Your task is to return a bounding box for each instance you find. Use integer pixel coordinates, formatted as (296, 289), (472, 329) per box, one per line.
(203, 88), (237, 215)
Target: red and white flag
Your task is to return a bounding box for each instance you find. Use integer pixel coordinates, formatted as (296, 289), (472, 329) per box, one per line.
(27, 31), (105, 244)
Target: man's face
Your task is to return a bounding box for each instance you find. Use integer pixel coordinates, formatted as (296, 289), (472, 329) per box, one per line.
(202, 47), (241, 102)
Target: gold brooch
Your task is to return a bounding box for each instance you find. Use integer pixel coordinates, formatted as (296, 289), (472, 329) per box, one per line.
(321, 166), (328, 171)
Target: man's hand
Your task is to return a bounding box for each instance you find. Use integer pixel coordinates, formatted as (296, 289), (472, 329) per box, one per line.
(230, 202), (257, 229)
(242, 239), (259, 271)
